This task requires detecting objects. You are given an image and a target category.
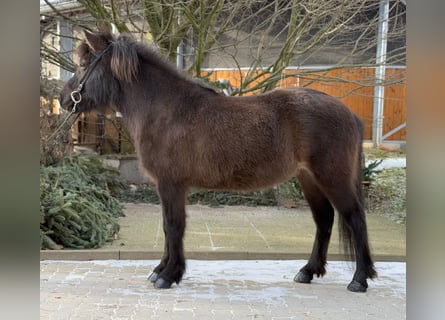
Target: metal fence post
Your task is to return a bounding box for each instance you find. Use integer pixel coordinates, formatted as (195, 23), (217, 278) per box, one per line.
(372, 0), (389, 147)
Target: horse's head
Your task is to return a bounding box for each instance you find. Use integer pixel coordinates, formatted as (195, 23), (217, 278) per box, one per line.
(59, 30), (140, 113)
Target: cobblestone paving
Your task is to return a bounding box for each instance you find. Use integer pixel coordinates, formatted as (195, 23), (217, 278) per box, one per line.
(40, 260), (405, 319)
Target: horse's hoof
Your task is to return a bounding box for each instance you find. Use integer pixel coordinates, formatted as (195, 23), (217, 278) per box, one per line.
(154, 277), (173, 289)
(347, 280), (368, 292)
(148, 272), (158, 283)
(294, 271), (313, 283)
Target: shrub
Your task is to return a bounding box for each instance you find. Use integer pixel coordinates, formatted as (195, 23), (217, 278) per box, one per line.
(362, 159), (383, 182)
(368, 167), (406, 223)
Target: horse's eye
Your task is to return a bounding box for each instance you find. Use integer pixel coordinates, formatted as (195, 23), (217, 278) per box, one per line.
(79, 62), (88, 68)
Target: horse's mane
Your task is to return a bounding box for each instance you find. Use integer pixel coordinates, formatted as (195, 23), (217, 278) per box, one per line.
(82, 31), (219, 94)
(132, 37), (220, 94)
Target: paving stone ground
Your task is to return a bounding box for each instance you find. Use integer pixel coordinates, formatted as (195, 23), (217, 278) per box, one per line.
(40, 260), (406, 319)
(40, 204), (406, 319)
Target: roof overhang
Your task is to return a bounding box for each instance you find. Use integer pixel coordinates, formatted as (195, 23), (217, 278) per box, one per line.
(40, 0), (82, 15)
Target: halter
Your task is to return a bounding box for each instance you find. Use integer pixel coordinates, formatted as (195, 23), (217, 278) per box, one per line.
(47, 42), (113, 142)
(69, 42), (114, 112)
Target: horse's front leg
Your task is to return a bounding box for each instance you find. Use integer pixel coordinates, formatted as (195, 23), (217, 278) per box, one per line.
(149, 182), (187, 289)
(147, 219), (170, 283)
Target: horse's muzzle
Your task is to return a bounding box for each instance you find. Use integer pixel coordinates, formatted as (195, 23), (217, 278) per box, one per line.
(58, 91), (77, 113)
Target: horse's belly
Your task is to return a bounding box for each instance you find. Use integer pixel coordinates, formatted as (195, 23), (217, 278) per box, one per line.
(194, 160), (296, 191)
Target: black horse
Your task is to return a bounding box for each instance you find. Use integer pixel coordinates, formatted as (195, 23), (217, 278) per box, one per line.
(60, 30), (377, 292)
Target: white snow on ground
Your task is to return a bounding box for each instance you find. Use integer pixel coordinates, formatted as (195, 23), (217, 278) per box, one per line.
(366, 157), (406, 170)
(48, 259), (406, 300)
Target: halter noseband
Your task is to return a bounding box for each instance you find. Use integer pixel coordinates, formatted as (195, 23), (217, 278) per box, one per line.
(69, 42), (113, 111)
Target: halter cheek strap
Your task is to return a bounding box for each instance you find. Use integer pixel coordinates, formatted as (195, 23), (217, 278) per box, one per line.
(69, 42), (114, 110)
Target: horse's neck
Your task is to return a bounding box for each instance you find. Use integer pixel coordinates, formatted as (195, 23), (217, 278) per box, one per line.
(118, 65), (192, 119)
(145, 61), (189, 92)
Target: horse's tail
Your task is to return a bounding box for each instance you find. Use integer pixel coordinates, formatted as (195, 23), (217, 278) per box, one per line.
(355, 116), (365, 204)
(337, 115), (366, 261)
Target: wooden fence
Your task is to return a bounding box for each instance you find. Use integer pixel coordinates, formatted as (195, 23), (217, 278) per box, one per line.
(202, 67), (406, 141)
(73, 67), (406, 154)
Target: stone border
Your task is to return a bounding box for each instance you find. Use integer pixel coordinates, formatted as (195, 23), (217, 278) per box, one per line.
(40, 250), (406, 262)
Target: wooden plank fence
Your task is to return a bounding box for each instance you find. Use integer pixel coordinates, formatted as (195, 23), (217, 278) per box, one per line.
(202, 67), (406, 141)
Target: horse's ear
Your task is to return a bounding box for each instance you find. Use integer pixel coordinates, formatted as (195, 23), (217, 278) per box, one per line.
(83, 30), (108, 53)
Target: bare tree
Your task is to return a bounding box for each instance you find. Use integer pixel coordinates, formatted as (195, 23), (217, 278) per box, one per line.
(203, 0), (406, 94)
(40, 0), (406, 94)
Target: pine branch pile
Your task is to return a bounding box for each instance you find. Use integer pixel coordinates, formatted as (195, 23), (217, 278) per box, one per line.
(40, 156), (126, 250)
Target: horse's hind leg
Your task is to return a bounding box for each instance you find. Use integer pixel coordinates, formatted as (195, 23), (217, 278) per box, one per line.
(148, 181), (187, 289)
(294, 171), (335, 284)
(334, 194), (377, 292)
